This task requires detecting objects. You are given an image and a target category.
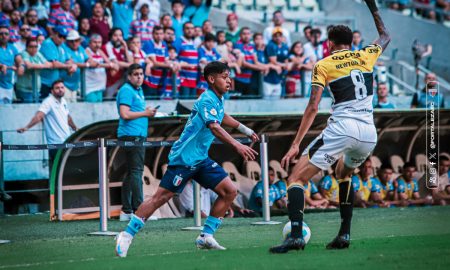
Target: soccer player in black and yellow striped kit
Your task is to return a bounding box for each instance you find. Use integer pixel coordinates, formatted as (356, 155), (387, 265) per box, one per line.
(270, 0), (391, 253)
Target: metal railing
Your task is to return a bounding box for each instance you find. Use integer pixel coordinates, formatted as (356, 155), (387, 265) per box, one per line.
(1, 135), (280, 232)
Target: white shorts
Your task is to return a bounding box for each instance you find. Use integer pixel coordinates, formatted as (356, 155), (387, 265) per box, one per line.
(262, 82), (281, 99)
(302, 118), (377, 170)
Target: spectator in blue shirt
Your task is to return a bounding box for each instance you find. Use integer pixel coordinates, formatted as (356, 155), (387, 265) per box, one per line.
(0, 24), (24, 104)
(39, 26), (77, 99)
(374, 83), (396, 109)
(248, 167), (287, 215)
(62, 30), (98, 102)
(263, 27), (289, 100)
(171, 0), (189, 38)
(183, 0), (212, 27)
(110, 0), (137, 39)
(351, 30), (363, 51)
(116, 63), (158, 221)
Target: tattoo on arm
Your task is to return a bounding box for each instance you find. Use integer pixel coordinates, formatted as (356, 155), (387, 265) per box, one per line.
(371, 11), (391, 51)
(308, 85), (322, 107)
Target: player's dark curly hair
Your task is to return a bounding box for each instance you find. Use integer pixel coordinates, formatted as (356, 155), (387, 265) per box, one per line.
(328, 25), (353, 46)
(204, 61), (230, 83)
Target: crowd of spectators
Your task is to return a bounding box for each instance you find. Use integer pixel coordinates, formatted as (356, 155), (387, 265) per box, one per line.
(0, 0), (442, 105)
(0, 0), (394, 104)
(386, 0), (450, 23)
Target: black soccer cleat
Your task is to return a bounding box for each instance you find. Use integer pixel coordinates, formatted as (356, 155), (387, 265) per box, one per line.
(269, 237), (306, 254)
(326, 234), (350, 250)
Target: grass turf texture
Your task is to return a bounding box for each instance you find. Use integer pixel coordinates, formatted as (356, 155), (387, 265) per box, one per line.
(1, 206), (449, 270)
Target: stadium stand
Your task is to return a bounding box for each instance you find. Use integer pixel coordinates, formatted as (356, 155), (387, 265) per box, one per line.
(390, 154), (405, 173)
(245, 160), (262, 181)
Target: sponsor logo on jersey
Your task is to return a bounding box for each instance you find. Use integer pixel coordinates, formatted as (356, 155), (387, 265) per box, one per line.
(331, 52), (361, 61)
(210, 108), (217, 116)
(173, 175), (183, 186)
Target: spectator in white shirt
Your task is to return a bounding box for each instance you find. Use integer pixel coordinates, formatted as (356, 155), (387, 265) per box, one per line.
(263, 10), (291, 47)
(17, 80), (78, 163)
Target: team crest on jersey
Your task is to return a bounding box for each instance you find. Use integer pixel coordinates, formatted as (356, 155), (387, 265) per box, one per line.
(173, 175), (183, 187)
(210, 108), (217, 116)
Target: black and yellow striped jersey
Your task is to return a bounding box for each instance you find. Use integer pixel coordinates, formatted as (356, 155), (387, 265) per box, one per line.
(312, 44), (383, 124)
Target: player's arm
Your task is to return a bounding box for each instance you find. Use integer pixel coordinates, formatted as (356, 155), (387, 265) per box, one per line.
(17, 111), (45, 133)
(222, 114), (259, 142)
(208, 122), (258, 161)
(281, 85), (323, 167)
(365, 0), (391, 51)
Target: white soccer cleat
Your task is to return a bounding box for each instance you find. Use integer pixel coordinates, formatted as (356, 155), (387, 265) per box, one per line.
(115, 231), (133, 257)
(195, 234), (226, 250)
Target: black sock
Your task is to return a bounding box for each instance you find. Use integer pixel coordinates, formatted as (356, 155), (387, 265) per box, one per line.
(338, 178), (354, 236)
(287, 184), (305, 239)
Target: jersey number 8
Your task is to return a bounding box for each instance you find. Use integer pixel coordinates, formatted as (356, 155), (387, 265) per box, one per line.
(350, 70), (368, 100)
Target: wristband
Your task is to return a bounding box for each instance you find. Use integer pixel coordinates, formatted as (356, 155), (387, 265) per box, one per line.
(237, 123), (254, 137)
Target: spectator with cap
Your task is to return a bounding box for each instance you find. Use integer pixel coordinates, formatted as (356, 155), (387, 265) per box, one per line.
(411, 72), (445, 108)
(26, 9), (48, 38)
(116, 63), (158, 221)
(85, 34), (118, 103)
(263, 10), (291, 47)
(263, 27), (289, 100)
(234, 27), (268, 97)
(374, 83), (396, 109)
(47, 0), (77, 35)
(17, 79), (78, 168)
(0, 24), (24, 104)
(130, 3), (157, 48)
(184, 0), (212, 27)
(225, 13), (240, 44)
(352, 30), (363, 51)
(102, 28), (133, 99)
(89, 2), (110, 45)
(39, 26), (77, 99)
(16, 38), (53, 103)
(135, 0), (161, 22)
(109, 0), (137, 40)
(8, 10), (22, 43)
(14, 24), (32, 53)
(62, 30), (99, 102)
(178, 22), (199, 99)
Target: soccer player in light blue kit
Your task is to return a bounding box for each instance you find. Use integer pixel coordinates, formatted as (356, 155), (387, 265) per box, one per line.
(115, 61), (259, 257)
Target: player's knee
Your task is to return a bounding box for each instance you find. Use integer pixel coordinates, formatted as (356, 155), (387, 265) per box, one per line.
(287, 175), (308, 186)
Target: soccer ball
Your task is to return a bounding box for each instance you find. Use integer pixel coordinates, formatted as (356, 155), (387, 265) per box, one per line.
(282, 221), (311, 244)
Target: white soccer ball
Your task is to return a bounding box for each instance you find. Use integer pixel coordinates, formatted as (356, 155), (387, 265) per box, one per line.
(282, 221), (311, 244)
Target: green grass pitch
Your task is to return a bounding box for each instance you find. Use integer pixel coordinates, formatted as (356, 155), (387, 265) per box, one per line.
(1, 206), (450, 270)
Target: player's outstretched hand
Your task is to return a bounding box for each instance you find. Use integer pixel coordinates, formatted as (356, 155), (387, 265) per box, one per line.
(281, 144), (300, 168)
(236, 143), (258, 161)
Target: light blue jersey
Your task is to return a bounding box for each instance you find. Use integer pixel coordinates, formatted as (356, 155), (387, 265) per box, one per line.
(169, 89), (225, 166)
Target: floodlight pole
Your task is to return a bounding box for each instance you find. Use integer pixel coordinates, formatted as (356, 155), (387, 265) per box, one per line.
(252, 134), (281, 225)
(182, 181), (203, 231)
(88, 138), (118, 236)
